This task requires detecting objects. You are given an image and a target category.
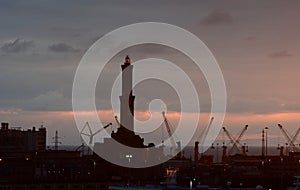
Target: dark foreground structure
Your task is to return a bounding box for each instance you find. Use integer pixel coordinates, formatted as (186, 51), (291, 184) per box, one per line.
(0, 124), (300, 190)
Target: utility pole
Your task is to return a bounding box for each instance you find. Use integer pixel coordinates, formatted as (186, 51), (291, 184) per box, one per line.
(262, 129), (265, 158)
(265, 127), (269, 157)
(52, 130), (61, 150)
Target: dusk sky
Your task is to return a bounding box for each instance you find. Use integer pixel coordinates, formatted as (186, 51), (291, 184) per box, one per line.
(1, 1), (300, 148)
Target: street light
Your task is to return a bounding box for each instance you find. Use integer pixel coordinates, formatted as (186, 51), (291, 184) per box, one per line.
(265, 127), (269, 157)
(126, 154), (132, 164)
(125, 154), (133, 187)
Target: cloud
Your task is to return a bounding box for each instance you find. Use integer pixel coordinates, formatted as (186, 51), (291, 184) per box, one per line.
(1, 39), (34, 53)
(22, 90), (72, 111)
(269, 50), (293, 58)
(200, 10), (233, 25)
(48, 42), (80, 53)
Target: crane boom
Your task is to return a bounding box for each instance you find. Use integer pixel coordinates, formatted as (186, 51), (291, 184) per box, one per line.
(162, 111), (177, 150)
(235, 125), (248, 146)
(80, 122), (112, 155)
(223, 125), (248, 155)
(278, 124), (294, 147)
(115, 116), (121, 128)
(89, 122), (112, 144)
(222, 127), (235, 144)
(291, 127), (300, 145)
(196, 117), (214, 155)
(199, 117), (214, 146)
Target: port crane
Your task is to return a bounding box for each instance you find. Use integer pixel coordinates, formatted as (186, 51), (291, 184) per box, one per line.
(292, 128), (300, 145)
(193, 117), (214, 162)
(198, 117), (214, 154)
(223, 125), (248, 155)
(162, 111), (180, 156)
(80, 122), (112, 146)
(277, 124), (300, 152)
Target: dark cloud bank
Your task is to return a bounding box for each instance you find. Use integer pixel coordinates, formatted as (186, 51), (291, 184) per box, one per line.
(1, 39), (34, 53)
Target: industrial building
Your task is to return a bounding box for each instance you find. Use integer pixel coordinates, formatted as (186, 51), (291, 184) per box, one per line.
(0, 122), (46, 152)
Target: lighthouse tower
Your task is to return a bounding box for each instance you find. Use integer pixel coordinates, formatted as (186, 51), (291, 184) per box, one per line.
(119, 55), (135, 132)
(111, 56), (145, 148)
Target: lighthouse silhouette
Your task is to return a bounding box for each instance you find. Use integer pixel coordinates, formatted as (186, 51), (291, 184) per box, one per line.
(111, 56), (146, 148)
(119, 55), (135, 132)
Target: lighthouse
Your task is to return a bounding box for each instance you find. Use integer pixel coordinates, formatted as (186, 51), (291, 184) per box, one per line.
(111, 55), (145, 148)
(119, 55), (135, 132)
